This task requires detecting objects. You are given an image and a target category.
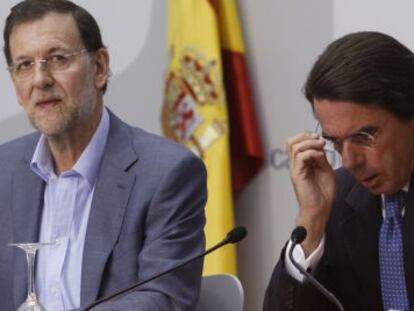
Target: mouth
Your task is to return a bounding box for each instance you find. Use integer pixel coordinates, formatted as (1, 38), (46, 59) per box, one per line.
(36, 98), (61, 108)
(360, 174), (379, 188)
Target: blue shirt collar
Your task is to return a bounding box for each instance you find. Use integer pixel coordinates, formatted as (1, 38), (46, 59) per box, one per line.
(30, 107), (110, 188)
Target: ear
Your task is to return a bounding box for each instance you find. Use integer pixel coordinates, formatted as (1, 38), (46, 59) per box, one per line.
(94, 48), (110, 91)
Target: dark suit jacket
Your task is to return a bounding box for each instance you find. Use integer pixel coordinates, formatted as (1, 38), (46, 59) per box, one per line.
(264, 168), (414, 311)
(0, 110), (207, 311)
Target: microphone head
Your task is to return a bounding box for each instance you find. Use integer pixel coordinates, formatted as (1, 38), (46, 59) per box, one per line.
(226, 226), (248, 244)
(291, 226), (307, 244)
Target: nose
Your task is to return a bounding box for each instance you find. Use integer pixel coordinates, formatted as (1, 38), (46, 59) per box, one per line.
(32, 62), (53, 89)
(340, 141), (365, 170)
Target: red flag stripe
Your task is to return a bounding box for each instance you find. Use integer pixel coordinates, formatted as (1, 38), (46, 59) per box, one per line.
(222, 49), (264, 192)
(207, 0), (218, 13)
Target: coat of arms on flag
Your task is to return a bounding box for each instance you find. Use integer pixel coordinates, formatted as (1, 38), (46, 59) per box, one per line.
(162, 0), (263, 276)
(162, 47), (227, 159)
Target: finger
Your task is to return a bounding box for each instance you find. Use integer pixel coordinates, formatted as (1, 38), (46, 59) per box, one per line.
(300, 149), (331, 169)
(290, 137), (325, 158)
(288, 131), (319, 144)
(287, 132), (319, 153)
(291, 149), (330, 173)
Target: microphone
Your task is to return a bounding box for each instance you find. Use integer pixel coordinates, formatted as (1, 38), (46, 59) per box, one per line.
(82, 226), (248, 310)
(289, 226), (345, 311)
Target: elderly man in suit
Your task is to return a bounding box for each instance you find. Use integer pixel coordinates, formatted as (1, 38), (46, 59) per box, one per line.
(264, 32), (414, 311)
(0, 0), (206, 310)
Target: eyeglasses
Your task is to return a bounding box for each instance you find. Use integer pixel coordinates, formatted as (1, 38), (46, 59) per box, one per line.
(315, 122), (378, 153)
(6, 49), (89, 80)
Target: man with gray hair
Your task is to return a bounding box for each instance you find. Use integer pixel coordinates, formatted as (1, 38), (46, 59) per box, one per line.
(0, 0), (206, 310)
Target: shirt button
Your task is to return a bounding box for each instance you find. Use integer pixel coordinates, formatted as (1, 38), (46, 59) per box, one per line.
(52, 238), (61, 247)
(50, 284), (60, 295)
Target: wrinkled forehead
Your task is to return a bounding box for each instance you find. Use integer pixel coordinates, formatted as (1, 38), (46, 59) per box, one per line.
(313, 98), (397, 136)
(9, 12), (82, 59)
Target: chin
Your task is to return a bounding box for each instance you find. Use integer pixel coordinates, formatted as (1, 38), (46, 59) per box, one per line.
(365, 187), (383, 196)
(361, 179), (389, 195)
(376, 184), (403, 195)
(31, 116), (68, 135)
(33, 123), (67, 137)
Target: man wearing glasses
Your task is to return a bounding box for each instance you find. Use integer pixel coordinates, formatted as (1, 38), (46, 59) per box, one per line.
(264, 32), (414, 311)
(0, 0), (206, 310)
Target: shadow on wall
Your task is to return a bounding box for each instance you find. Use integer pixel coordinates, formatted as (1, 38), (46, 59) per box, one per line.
(0, 114), (33, 144)
(103, 0), (167, 135)
(0, 0), (167, 144)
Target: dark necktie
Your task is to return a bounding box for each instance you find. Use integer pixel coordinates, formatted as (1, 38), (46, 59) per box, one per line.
(379, 190), (410, 310)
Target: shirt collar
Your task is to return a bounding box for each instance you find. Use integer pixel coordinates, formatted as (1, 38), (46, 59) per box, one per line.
(30, 107), (110, 188)
(380, 183), (410, 217)
(381, 184), (409, 199)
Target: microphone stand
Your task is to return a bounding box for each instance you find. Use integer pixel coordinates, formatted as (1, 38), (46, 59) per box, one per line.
(289, 227), (345, 311)
(82, 226), (247, 310)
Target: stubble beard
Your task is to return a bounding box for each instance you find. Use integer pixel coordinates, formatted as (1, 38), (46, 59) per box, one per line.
(29, 104), (78, 138)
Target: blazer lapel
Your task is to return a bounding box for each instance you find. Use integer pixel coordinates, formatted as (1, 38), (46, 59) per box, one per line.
(341, 183), (382, 304)
(341, 175), (414, 308)
(81, 112), (138, 305)
(11, 159), (45, 307)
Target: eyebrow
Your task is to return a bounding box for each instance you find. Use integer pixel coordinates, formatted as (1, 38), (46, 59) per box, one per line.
(321, 125), (379, 141)
(13, 47), (70, 62)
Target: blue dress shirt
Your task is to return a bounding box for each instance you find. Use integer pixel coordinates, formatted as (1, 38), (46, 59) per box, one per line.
(30, 108), (109, 310)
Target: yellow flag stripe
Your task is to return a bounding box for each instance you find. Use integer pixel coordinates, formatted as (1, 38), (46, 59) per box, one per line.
(164, 0), (237, 276)
(217, 0), (245, 53)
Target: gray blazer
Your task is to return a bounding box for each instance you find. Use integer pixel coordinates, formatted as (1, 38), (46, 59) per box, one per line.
(0, 111), (207, 311)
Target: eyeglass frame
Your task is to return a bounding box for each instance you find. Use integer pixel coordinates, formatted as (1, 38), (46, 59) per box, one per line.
(315, 122), (379, 153)
(6, 49), (90, 80)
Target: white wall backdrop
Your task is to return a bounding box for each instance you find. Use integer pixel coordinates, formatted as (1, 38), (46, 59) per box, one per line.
(333, 0), (414, 44)
(2, 1), (414, 310)
(236, 1), (332, 310)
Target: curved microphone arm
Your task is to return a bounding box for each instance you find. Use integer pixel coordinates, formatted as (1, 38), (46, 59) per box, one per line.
(289, 226), (345, 311)
(82, 226), (248, 310)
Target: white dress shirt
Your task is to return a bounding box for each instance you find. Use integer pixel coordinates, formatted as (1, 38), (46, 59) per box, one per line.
(30, 108), (109, 310)
(285, 185), (409, 282)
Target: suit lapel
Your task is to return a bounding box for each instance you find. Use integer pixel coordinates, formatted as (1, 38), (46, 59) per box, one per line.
(81, 112), (138, 305)
(341, 183), (382, 304)
(341, 175), (414, 308)
(11, 158), (45, 307)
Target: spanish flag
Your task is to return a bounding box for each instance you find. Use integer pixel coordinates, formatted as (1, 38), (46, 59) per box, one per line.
(162, 0), (263, 275)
